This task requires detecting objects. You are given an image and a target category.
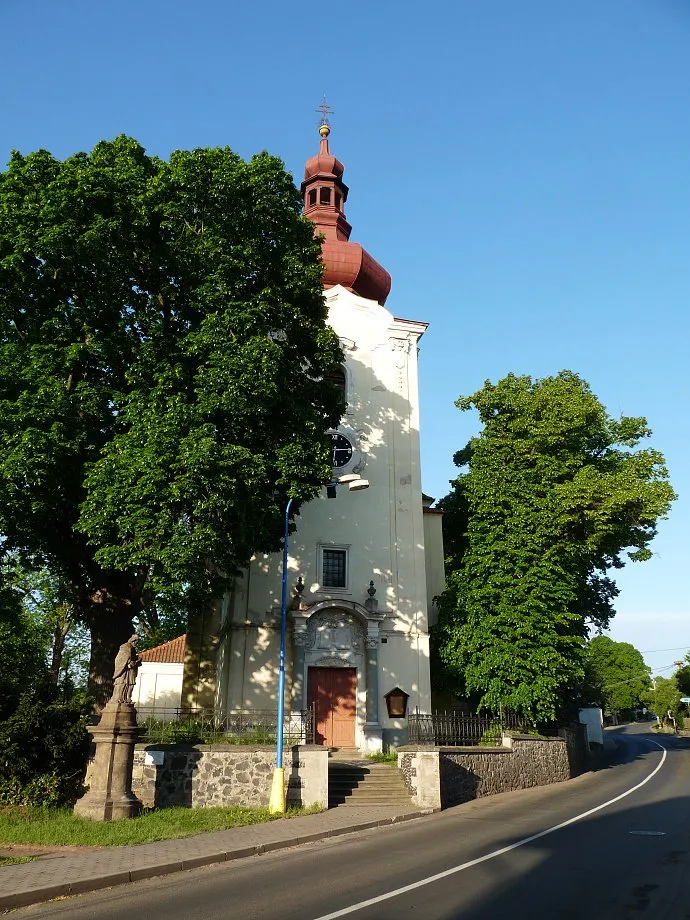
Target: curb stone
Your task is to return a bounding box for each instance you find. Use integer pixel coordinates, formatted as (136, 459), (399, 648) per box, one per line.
(0, 810), (434, 912)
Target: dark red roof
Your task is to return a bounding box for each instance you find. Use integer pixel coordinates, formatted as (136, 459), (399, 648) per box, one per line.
(301, 125), (391, 306)
(139, 634), (186, 663)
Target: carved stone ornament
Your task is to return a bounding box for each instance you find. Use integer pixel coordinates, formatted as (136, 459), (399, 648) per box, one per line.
(389, 336), (411, 356)
(306, 610), (364, 652)
(313, 656), (352, 668)
(351, 456), (366, 475)
(365, 635), (380, 650)
(293, 627), (309, 647)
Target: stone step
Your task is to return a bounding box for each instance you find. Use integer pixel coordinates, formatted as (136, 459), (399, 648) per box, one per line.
(328, 760), (411, 808)
(328, 748), (361, 759)
(329, 775), (403, 785)
(329, 793), (412, 806)
(329, 783), (409, 793)
(329, 760), (396, 766)
(331, 786), (410, 798)
(329, 775), (406, 786)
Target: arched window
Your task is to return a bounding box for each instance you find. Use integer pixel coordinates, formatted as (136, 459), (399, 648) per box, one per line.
(327, 365), (347, 397)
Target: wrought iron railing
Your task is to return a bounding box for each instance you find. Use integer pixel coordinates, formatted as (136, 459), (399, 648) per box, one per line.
(137, 707), (315, 746)
(407, 711), (521, 747)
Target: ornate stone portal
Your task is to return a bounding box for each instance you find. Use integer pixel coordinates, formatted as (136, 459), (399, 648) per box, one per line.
(74, 635), (143, 821)
(293, 601), (384, 753)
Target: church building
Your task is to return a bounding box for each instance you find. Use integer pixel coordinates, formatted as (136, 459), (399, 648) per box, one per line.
(183, 121), (444, 751)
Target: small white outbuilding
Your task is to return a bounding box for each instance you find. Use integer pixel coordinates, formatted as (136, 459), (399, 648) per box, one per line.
(134, 634), (186, 718)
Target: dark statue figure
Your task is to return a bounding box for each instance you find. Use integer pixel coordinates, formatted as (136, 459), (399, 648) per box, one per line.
(109, 634), (142, 705)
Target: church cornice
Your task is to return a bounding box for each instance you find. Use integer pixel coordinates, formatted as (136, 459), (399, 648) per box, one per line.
(389, 317), (428, 342)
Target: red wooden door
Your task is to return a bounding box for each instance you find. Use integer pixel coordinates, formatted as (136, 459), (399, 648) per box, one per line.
(307, 667), (357, 747)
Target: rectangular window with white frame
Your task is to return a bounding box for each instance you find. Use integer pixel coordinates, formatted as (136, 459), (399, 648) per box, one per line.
(320, 545), (349, 590)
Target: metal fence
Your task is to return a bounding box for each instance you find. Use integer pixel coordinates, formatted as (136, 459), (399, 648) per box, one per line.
(137, 707), (315, 746)
(407, 711), (521, 747)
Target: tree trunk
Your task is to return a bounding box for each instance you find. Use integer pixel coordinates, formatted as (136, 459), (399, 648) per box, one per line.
(86, 604), (136, 710)
(48, 619), (69, 684)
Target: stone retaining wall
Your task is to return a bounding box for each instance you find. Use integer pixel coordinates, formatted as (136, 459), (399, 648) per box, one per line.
(398, 730), (584, 810)
(130, 745), (328, 810)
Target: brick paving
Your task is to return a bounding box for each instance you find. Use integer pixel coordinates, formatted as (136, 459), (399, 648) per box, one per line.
(0, 805), (430, 911)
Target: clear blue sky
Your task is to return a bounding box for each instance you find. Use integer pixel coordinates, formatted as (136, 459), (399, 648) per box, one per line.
(2, 0), (688, 675)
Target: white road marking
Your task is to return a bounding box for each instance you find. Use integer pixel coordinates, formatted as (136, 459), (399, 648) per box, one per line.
(312, 739), (668, 920)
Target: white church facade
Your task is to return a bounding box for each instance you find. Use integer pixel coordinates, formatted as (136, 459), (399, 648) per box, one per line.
(183, 122), (444, 751)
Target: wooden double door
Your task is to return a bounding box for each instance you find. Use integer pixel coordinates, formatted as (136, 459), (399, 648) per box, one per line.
(307, 666), (357, 748)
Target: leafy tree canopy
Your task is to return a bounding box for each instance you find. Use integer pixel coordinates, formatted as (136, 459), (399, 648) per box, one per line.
(674, 653), (690, 698)
(0, 136), (344, 703)
(435, 371), (676, 724)
(641, 676), (682, 724)
(583, 635), (651, 713)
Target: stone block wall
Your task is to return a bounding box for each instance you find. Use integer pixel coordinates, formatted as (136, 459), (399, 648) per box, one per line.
(399, 731), (582, 810)
(131, 744), (328, 810)
(440, 734), (571, 807)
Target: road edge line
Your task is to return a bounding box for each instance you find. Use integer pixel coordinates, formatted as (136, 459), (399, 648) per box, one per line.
(311, 738), (668, 920)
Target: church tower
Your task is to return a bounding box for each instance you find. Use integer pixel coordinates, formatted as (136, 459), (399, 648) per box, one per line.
(188, 118), (442, 751)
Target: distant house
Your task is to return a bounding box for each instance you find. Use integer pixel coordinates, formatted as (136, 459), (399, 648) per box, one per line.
(135, 634), (186, 717)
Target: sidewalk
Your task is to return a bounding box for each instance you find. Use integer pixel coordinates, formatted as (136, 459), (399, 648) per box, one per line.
(0, 805), (431, 911)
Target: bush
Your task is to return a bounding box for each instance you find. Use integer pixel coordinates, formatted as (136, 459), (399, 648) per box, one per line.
(139, 717), (285, 746)
(366, 751), (398, 763)
(0, 679), (92, 807)
(479, 723), (502, 746)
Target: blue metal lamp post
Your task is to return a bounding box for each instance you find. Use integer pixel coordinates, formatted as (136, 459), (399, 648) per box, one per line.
(268, 497), (293, 814)
(268, 475), (369, 815)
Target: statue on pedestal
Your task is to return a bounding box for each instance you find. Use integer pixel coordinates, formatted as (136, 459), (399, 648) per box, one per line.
(74, 634), (143, 821)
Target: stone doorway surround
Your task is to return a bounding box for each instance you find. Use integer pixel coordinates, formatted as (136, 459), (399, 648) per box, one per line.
(291, 599), (384, 753)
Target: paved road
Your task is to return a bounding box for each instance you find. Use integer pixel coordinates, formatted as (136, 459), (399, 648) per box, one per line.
(12, 726), (690, 920)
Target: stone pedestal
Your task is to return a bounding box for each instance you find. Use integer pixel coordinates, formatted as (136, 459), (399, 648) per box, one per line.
(74, 702), (142, 821)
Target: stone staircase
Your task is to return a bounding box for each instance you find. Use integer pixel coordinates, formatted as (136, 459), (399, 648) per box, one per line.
(327, 752), (412, 808)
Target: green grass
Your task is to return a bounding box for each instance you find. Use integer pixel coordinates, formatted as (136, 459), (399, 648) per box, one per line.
(0, 855), (33, 865)
(0, 805), (309, 848)
(365, 751), (398, 764)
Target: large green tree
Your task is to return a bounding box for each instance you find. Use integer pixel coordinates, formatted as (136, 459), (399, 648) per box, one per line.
(641, 676), (682, 726)
(435, 371), (675, 724)
(0, 136), (343, 704)
(673, 653), (690, 698)
(583, 635), (651, 714)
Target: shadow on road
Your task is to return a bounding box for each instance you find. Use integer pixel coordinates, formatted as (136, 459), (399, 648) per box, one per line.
(417, 729), (690, 920)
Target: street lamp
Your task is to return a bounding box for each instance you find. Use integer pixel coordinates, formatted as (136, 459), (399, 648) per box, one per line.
(268, 474), (369, 815)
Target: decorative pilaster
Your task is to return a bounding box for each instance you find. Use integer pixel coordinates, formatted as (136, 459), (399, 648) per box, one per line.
(365, 627), (380, 723)
(292, 624), (309, 709)
(363, 622), (383, 752)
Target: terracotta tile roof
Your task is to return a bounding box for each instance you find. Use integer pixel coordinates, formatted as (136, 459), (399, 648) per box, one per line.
(139, 634), (186, 663)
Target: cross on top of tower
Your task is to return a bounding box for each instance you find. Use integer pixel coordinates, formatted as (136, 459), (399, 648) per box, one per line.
(316, 97), (334, 137)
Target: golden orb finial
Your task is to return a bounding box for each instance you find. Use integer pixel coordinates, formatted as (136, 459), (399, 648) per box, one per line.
(319, 123), (331, 138)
